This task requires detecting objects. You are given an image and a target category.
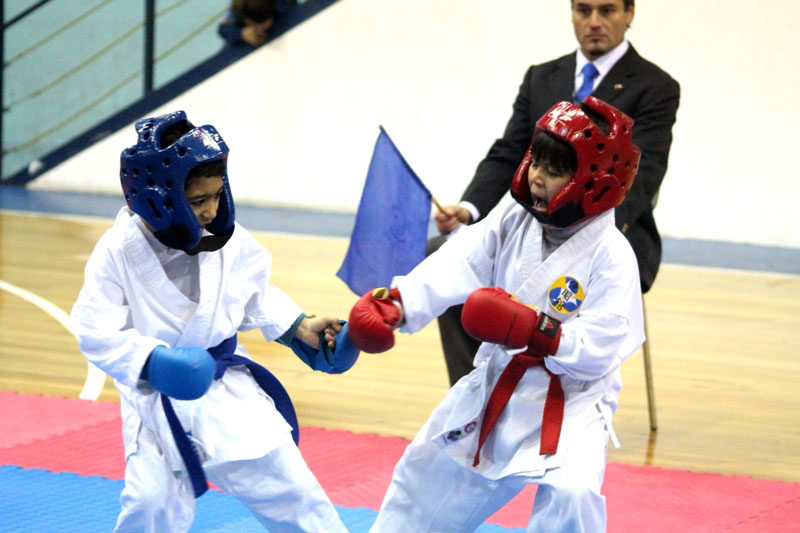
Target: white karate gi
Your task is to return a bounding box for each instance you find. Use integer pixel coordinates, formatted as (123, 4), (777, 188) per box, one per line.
(71, 207), (346, 533)
(371, 200), (645, 533)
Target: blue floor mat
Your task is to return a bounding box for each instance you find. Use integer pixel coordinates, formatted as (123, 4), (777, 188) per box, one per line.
(0, 466), (523, 532)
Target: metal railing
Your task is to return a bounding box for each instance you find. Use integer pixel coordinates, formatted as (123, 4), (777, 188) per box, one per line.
(1, 0), (230, 181)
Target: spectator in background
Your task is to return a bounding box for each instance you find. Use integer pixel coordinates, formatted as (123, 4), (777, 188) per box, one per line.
(218, 0), (294, 47)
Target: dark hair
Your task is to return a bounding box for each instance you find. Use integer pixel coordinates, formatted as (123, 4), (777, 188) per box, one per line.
(530, 133), (577, 178)
(160, 120), (192, 148)
(579, 104), (611, 135)
(160, 120), (227, 188)
(530, 104), (611, 175)
(186, 161), (226, 185)
(234, 0), (276, 23)
(571, 0), (634, 10)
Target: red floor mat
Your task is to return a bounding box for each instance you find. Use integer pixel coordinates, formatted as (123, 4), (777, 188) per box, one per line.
(0, 391), (119, 447)
(2, 391), (800, 531)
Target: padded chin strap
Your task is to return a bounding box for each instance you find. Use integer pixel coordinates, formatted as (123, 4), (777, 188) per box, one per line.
(519, 200), (585, 228)
(154, 226), (235, 255)
(184, 228), (235, 256)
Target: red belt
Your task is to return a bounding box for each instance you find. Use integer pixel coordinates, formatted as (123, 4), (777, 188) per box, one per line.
(473, 350), (564, 467)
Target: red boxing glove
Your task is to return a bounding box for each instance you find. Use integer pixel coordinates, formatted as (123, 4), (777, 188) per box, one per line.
(462, 287), (561, 355)
(348, 288), (403, 353)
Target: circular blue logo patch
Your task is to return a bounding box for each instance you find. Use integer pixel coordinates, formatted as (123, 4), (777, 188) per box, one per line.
(548, 276), (585, 315)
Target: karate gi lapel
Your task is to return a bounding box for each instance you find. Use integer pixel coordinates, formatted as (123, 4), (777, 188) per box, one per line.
(119, 213), (194, 317)
(178, 250), (223, 347)
(118, 209), (218, 341)
(515, 212), (614, 306)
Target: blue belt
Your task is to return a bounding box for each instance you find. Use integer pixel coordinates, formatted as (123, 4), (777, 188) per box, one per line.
(160, 334), (298, 498)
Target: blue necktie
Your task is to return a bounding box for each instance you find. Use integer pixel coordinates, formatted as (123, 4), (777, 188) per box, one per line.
(573, 63), (599, 103)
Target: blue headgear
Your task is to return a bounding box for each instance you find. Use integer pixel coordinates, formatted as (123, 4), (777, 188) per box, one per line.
(120, 111), (235, 254)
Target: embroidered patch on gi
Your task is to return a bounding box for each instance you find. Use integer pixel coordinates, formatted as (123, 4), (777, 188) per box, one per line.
(441, 421), (477, 446)
(548, 276), (585, 316)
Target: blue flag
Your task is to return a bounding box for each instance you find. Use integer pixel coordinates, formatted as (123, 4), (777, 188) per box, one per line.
(337, 127), (432, 296)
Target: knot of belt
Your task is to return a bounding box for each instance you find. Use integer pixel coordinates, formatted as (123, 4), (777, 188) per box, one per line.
(160, 334), (297, 497)
(473, 349), (564, 467)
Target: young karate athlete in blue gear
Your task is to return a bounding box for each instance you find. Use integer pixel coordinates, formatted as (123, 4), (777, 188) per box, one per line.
(72, 111), (357, 532)
(348, 97), (645, 532)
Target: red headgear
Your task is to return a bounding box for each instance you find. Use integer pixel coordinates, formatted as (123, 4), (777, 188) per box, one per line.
(510, 96), (641, 227)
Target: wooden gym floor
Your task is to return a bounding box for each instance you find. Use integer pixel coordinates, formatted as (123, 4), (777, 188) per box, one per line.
(1, 210), (799, 483)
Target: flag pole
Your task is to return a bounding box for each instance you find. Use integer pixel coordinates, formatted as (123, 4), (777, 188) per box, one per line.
(431, 196), (446, 215)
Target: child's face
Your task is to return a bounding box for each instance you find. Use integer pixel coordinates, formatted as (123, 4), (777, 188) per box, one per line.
(185, 176), (224, 228)
(527, 159), (571, 213)
(244, 16), (273, 42)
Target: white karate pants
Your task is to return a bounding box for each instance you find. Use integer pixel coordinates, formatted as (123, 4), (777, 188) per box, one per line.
(114, 427), (346, 532)
(369, 411), (609, 533)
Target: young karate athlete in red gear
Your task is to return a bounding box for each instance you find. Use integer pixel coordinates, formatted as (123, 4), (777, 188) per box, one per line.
(348, 97), (646, 532)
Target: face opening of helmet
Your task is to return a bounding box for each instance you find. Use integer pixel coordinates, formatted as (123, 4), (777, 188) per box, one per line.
(120, 111), (236, 254)
(528, 132), (577, 214)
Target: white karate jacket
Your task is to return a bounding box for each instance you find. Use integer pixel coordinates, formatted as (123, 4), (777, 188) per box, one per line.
(394, 200), (645, 479)
(72, 208), (303, 471)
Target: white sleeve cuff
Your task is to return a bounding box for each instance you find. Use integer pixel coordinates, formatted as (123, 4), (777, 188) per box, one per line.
(459, 201), (480, 223)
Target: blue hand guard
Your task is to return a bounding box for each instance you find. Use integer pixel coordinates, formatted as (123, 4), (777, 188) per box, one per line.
(142, 346), (215, 400)
(281, 321), (360, 374)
